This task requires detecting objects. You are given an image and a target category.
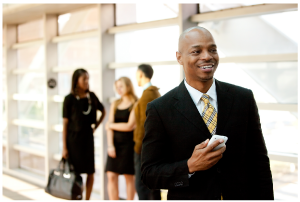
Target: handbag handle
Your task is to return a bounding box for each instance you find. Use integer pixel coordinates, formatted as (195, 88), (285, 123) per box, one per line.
(54, 158), (72, 178)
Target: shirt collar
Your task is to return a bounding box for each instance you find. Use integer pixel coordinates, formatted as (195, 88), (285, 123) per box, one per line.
(143, 82), (152, 91)
(184, 78), (216, 105)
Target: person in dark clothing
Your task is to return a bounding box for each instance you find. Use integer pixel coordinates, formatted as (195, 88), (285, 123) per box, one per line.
(62, 69), (106, 200)
(141, 27), (274, 200)
(105, 77), (138, 200)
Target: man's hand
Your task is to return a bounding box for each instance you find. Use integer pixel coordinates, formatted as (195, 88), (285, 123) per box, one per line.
(187, 139), (226, 173)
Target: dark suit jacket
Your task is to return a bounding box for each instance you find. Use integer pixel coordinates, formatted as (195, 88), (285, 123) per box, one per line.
(141, 79), (274, 200)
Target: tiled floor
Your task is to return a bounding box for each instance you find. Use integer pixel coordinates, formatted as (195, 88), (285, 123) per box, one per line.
(2, 162), (298, 200)
(2, 174), (101, 200)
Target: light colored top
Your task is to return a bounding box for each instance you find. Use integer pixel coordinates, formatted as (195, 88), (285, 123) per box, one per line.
(184, 78), (218, 115)
(184, 78), (218, 178)
(143, 82), (152, 91)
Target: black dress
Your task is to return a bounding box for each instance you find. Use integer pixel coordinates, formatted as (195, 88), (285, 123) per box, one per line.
(105, 106), (135, 175)
(63, 92), (104, 174)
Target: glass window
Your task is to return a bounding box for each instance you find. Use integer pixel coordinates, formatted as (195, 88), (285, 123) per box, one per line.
(58, 7), (98, 36)
(19, 152), (45, 175)
(17, 19), (43, 42)
(260, 110), (298, 154)
(116, 3), (178, 26)
(57, 38), (99, 66)
(18, 73), (45, 95)
(18, 126), (45, 149)
(18, 101), (44, 120)
(2, 25), (5, 46)
(271, 160), (298, 200)
(199, 3), (262, 13)
(17, 45), (44, 70)
(214, 62), (297, 104)
(198, 11), (297, 57)
(115, 26), (179, 63)
(2, 147), (6, 165)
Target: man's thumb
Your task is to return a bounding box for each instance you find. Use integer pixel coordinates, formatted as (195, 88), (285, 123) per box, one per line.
(195, 139), (209, 150)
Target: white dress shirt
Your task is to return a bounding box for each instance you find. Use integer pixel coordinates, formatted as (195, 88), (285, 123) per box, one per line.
(184, 78), (218, 115)
(184, 78), (218, 178)
(143, 82), (152, 91)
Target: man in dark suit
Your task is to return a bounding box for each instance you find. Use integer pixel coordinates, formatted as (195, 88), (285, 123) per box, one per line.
(141, 27), (274, 200)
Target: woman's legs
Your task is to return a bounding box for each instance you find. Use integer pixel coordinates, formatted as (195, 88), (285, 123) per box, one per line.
(124, 174), (136, 200)
(107, 171), (119, 200)
(86, 173), (94, 200)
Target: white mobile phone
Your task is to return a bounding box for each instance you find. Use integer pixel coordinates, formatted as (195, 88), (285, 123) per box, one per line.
(207, 135), (228, 151)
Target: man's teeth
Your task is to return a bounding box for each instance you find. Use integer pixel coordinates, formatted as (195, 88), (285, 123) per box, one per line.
(200, 65), (213, 69)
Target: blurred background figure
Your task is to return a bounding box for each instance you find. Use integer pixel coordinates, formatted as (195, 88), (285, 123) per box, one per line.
(107, 64), (161, 200)
(62, 69), (106, 200)
(1, 3), (298, 201)
(105, 77), (137, 200)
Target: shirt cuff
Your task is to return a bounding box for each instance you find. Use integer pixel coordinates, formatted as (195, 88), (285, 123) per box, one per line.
(188, 172), (195, 178)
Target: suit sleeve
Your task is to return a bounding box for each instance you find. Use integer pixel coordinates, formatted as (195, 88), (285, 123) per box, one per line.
(246, 90), (274, 199)
(141, 102), (190, 190)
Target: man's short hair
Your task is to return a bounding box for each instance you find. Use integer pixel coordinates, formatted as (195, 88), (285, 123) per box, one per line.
(138, 64), (154, 79)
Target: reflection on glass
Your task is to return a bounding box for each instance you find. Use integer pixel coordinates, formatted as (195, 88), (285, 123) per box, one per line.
(17, 19), (43, 42)
(17, 45), (44, 69)
(58, 7), (98, 35)
(58, 38), (99, 66)
(198, 12), (297, 57)
(115, 65), (180, 98)
(19, 152), (45, 175)
(270, 160), (298, 200)
(18, 73), (44, 94)
(18, 126), (45, 149)
(18, 101), (44, 120)
(214, 63), (277, 103)
(259, 110), (298, 154)
(115, 26), (179, 63)
(116, 3), (178, 25)
(199, 3), (260, 13)
(239, 62), (298, 104)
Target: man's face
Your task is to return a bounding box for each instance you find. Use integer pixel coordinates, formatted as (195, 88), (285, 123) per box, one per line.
(176, 29), (219, 82)
(136, 69), (142, 87)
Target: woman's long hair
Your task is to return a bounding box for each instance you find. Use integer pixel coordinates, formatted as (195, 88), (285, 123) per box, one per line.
(114, 77), (138, 114)
(71, 68), (89, 95)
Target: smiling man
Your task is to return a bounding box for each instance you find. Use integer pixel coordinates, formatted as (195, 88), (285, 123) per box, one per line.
(141, 27), (274, 200)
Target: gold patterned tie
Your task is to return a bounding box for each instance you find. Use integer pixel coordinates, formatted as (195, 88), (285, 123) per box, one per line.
(201, 94), (217, 135)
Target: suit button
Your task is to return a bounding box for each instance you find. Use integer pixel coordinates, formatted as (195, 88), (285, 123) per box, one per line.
(217, 168), (221, 173)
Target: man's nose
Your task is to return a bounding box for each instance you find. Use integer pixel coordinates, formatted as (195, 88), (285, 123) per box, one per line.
(200, 50), (213, 61)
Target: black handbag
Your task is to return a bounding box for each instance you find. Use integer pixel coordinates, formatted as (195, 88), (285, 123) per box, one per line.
(45, 158), (83, 200)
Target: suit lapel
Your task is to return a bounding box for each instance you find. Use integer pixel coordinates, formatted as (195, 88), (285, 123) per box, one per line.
(215, 80), (234, 135)
(173, 81), (211, 139)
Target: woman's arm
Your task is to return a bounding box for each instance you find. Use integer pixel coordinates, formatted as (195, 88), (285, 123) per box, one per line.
(109, 102), (137, 132)
(62, 118), (69, 159)
(106, 101), (117, 158)
(95, 107), (106, 130)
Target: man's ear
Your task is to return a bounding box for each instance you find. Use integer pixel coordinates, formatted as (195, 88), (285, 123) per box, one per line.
(176, 51), (183, 65)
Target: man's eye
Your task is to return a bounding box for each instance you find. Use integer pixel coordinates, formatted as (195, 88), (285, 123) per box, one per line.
(210, 49), (217, 53)
(192, 50), (200, 54)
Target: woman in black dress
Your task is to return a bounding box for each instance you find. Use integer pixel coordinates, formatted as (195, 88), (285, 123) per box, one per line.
(105, 77), (137, 200)
(62, 69), (106, 200)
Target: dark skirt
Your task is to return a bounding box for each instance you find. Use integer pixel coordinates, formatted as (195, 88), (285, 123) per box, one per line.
(67, 128), (95, 174)
(105, 130), (135, 175)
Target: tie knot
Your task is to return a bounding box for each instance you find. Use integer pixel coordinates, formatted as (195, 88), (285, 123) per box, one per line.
(201, 94), (210, 104)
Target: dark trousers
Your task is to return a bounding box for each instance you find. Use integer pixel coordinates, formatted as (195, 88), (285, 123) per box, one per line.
(134, 152), (161, 200)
